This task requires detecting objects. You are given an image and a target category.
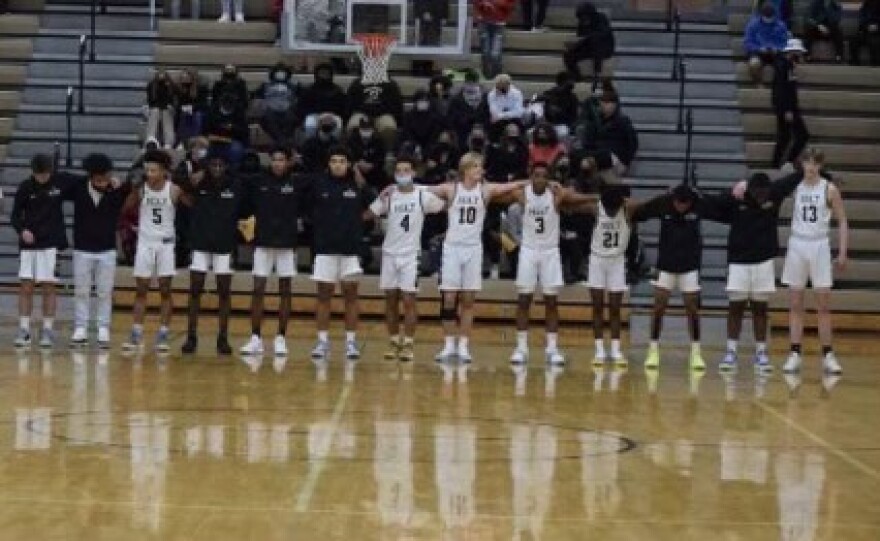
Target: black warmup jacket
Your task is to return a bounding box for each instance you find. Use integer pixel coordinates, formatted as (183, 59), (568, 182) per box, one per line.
(243, 170), (302, 249)
(186, 174), (243, 255)
(308, 172), (372, 256)
(11, 173), (78, 251)
(635, 194), (702, 274)
(63, 176), (131, 252)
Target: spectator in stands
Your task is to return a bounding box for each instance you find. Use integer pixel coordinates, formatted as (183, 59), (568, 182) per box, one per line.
(401, 90), (449, 158)
(347, 117), (387, 189)
(300, 63), (348, 139)
(218, 0), (245, 23)
(540, 71), (580, 138)
(253, 62), (300, 147)
(486, 74), (524, 140)
(174, 68), (208, 149)
(145, 70), (176, 149)
(428, 74), (454, 116)
(347, 75), (404, 150)
(465, 124), (490, 155)
(772, 38), (809, 168)
(211, 64), (249, 114)
(204, 91), (249, 165)
(475, 0), (516, 78)
(301, 113), (342, 173)
(577, 83), (638, 178)
(529, 122), (567, 167)
(804, 0), (844, 62)
(851, 0), (880, 65)
(756, 0), (793, 29)
(521, 0), (550, 31)
(448, 70), (487, 143)
(415, 0), (448, 45)
(743, 1), (789, 84)
(485, 123), (529, 278)
(563, 2), (615, 84)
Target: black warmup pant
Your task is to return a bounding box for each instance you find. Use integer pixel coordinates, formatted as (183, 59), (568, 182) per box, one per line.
(520, 0), (549, 29)
(773, 110), (809, 168)
(563, 38), (606, 81)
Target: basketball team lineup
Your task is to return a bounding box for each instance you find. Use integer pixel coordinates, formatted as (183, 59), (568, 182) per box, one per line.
(11, 143), (848, 376)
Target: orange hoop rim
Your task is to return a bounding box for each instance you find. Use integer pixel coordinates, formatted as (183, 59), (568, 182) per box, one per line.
(352, 33), (397, 57)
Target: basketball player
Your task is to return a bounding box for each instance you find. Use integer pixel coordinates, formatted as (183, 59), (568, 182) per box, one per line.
(781, 149), (847, 375)
(180, 147), (243, 355)
(508, 162), (597, 366)
(122, 149), (185, 353)
(700, 170), (803, 373)
(364, 156), (446, 361)
(429, 152), (526, 363)
(634, 184), (705, 371)
(65, 153), (130, 349)
(11, 154), (73, 348)
(309, 146), (373, 361)
(239, 147), (302, 357)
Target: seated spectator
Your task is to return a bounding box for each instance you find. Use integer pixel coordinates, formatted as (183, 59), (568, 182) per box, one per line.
(448, 70), (487, 143)
(539, 71), (580, 139)
(301, 113), (343, 173)
(211, 64), (249, 113)
(563, 2), (615, 84)
(218, 0), (245, 22)
(204, 91), (249, 165)
(174, 68), (208, 149)
(400, 89), (449, 158)
(486, 74), (524, 140)
(528, 122), (567, 167)
(486, 123), (528, 182)
(424, 129), (462, 180)
(474, 0), (516, 78)
(465, 124), (490, 155)
(743, 1), (789, 83)
(772, 38), (809, 168)
(145, 70), (176, 149)
(347, 117), (387, 189)
(756, 0), (793, 29)
(428, 74), (454, 115)
(300, 63), (348, 139)
(850, 0), (880, 65)
(252, 62), (300, 147)
(347, 75), (404, 150)
(804, 0), (844, 62)
(577, 83), (638, 178)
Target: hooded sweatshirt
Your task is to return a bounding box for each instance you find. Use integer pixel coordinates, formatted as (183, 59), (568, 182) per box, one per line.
(256, 65), (298, 113)
(299, 64), (349, 118)
(743, 10), (789, 54)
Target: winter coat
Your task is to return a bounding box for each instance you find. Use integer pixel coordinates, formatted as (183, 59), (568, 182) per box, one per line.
(743, 14), (789, 54)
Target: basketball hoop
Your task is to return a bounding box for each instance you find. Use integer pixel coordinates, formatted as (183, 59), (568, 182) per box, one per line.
(353, 33), (397, 84)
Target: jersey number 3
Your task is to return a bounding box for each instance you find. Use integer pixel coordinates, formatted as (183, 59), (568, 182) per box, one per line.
(801, 204), (818, 223)
(458, 206), (477, 225)
(535, 217), (545, 234)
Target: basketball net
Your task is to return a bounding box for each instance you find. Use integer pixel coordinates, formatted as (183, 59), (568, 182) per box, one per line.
(353, 34), (396, 84)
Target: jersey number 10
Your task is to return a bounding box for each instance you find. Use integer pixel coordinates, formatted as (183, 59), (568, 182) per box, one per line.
(458, 206), (477, 225)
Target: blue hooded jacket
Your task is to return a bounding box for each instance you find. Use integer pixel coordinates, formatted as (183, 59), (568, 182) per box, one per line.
(743, 12), (789, 54)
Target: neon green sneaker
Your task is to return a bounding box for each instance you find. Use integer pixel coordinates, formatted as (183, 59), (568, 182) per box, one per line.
(644, 345), (660, 370)
(689, 349), (706, 371)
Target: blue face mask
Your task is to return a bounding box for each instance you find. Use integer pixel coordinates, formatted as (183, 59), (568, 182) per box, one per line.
(395, 174), (414, 187)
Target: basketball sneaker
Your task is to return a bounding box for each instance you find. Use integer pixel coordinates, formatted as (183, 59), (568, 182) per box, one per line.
(181, 334), (198, 354)
(398, 340), (415, 362)
(14, 328), (31, 349)
(719, 350), (737, 372)
(155, 329), (171, 354)
(611, 352), (628, 368)
(545, 348), (565, 366)
(435, 344), (456, 363)
(782, 352), (802, 374)
(273, 335), (288, 358)
(689, 349), (706, 371)
(644, 344), (660, 369)
(457, 343), (473, 364)
(122, 328), (143, 352)
(39, 328), (54, 350)
(97, 327), (111, 350)
(822, 352), (842, 375)
(216, 334), (232, 355)
(384, 336), (401, 359)
(753, 350), (772, 373)
(510, 348), (528, 365)
(70, 327), (88, 348)
(310, 340), (330, 360)
(240, 335), (264, 356)
(345, 340), (361, 360)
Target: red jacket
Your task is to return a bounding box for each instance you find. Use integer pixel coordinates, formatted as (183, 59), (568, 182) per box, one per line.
(474, 0), (516, 24)
(273, 0), (283, 20)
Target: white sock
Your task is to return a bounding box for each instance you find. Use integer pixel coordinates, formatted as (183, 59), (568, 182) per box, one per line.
(318, 330), (329, 342)
(43, 318), (53, 331)
(402, 336), (413, 345)
(19, 316), (30, 330)
(649, 340), (659, 349)
(444, 335), (456, 350)
(546, 332), (558, 351)
(726, 339), (737, 352)
(390, 334), (400, 344)
(594, 339), (606, 356)
(345, 331), (356, 343)
(159, 325), (168, 334)
(756, 342), (767, 354)
(691, 342), (701, 354)
(133, 324), (144, 334)
(459, 336), (469, 350)
(611, 339), (621, 356)
(516, 331), (528, 350)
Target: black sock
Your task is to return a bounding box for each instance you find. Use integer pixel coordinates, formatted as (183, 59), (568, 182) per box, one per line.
(822, 345), (833, 356)
(791, 344), (802, 354)
(251, 326), (260, 336)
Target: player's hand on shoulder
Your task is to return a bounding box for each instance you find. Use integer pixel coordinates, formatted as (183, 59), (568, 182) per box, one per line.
(731, 179), (748, 200)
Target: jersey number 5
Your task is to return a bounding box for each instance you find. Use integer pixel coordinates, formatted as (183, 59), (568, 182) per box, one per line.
(458, 206), (477, 225)
(152, 208), (162, 225)
(802, 204), (818, 223)
(603, 231), (619, 249)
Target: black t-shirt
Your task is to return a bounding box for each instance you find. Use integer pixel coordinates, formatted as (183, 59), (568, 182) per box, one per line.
(635, 194), (702, 273)
(309, 173), (372, 256)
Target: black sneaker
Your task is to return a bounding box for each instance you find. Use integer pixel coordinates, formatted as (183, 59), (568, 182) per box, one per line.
(181, 334), (198, 354)
(217, 335), (232, 355)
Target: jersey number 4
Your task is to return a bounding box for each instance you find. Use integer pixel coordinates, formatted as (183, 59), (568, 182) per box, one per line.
(400, 214), (410, 233)
(458, 206), (477, 225)
(152, 208), (162, 225)
(603, 231), (620, 249)
(801, 204), (818, 223)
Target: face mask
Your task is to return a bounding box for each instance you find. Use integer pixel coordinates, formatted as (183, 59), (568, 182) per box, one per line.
(395, 174), (414, 186)
(194, 148), (208, 160)
(415, 100), (429, 112)
(319, 123), (335, 134)
(272, 71), (287, 82)
(361, 130), (374, 140)
(471, 137), (485, 151)
(223, 71), (236, 79)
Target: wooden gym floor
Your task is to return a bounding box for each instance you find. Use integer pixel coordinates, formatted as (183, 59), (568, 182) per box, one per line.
(0, 317), (878, 541)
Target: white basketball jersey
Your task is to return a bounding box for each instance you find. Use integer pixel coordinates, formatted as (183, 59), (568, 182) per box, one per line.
(591, 202), (630, 257)
(445, 183), (487, 247)
(371, 187), (444, 256)
(791, 178), (831, 240)
(139, 181), (175, 242)
(522, 185), (559, 250)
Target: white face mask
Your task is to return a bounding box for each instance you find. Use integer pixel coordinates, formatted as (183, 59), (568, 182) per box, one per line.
(194, 148), (208, 160)
(415, 100), (430, 112)
(361, 130), (374, 140)
(395, 174), (413, 186)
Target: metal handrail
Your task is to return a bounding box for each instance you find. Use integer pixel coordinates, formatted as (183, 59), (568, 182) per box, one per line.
(671, 9), (682, 80)
(683, 108), (694, 183)
(676, 59), (687, 133)
(90, 0), (97, 61)
(65, 87), (74, 167)
(78, 34), (87, 114)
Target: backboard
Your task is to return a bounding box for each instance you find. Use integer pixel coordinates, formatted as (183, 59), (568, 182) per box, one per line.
(281, 0), (471, 56)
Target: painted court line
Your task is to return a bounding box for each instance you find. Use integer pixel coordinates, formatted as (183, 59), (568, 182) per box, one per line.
(294, 383), (352, 512)
(754, 400), (880, 482)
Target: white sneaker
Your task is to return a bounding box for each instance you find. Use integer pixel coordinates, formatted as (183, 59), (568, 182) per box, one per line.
(822, 352), (842, 375)
(489, 265), (500, 280)
(70, 327), (88, 347)
(510, 347), (528, 365)
(273, 335), (288, 357)
(782, 352), (802, 374)
(457, 344), (472, 364)
(345, 340), (361, 360)
(234, 11), (245, 23)
(719, 350), (738, 372)
(240, 334), (264, 356)
(14, 328), (31, 349)
(217, 12), (230, 22)
(97, 327), (111, 349)
(311, 340), (330, 360)
(546, 349), (565, 366)
(434, 345), (456, 363)
(753, 350), (773, 373)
